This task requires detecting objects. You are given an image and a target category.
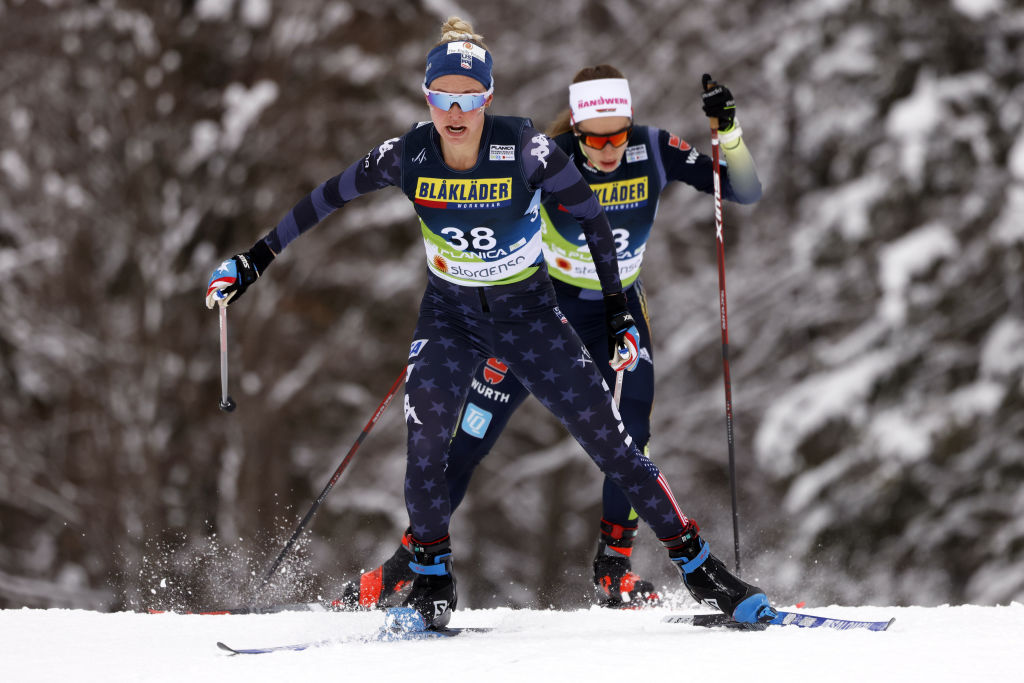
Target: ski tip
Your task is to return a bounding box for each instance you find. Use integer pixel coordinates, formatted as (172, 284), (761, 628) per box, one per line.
(665, 611), (897, 632)
(216, 641), (240, 655)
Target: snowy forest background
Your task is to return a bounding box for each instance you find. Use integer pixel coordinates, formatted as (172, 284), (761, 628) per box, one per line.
(2, 0), (1023, 612)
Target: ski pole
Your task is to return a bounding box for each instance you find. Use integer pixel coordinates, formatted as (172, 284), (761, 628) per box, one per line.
(613, 344), (629, 406)
(256, 366), (407, 592)
(705, 74), (743, 576)
(218, 303), (237, 412)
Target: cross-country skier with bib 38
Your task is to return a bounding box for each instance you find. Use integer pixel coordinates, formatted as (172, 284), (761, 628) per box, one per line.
(205, 18), (776, 629)
(339, 64), (766, 612)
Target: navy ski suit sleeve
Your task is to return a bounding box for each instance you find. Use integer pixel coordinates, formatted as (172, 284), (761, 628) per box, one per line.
(260, 136), (405, 254)
(519, 125), (623, 297)
(653, 128), (762, 204)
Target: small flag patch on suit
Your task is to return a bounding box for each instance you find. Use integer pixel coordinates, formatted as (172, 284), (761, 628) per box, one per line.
(489, 145), (515, 161)
(625, 144), (648, 163)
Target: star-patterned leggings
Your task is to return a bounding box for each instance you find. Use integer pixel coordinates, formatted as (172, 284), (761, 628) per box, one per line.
(441, 278), (655, 529)
(403, 266), (690, 544)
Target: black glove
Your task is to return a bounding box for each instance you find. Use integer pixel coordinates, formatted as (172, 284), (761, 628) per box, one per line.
(604, 292), (640, 372)
(205, 239), (275, 308)
(701, 73), (736, 132)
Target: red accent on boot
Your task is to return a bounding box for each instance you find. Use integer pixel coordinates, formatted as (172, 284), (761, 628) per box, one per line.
(357, 566), (384, 608)
(606, 544), (632, 558)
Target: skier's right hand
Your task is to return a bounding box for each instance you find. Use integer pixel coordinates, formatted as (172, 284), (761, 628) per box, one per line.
(205, 240), (275, 308)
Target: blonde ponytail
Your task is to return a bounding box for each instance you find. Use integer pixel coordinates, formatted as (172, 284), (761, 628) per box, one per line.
(437, 16), (488, 49)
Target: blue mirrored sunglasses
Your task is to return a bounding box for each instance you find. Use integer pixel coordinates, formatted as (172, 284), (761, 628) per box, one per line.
(421, 84), (493, 112)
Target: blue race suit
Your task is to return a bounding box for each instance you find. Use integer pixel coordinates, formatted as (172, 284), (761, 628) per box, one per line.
(442, 124), (762, 530)
(257, 116), (697, 545)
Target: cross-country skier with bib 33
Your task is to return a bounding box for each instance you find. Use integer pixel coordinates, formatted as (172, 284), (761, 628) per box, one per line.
(205, 17), (776, 629)
(338, 64), (766, 612)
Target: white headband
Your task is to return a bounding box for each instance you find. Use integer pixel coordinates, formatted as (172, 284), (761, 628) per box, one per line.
(569, 78), (632, 124)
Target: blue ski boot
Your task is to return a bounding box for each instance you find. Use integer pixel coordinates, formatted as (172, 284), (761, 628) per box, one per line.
(664, 525), (776, 624)
(398, 535), (457, 630)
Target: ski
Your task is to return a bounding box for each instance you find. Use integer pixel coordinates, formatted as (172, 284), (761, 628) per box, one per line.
(665, 613), (768, 631)
(218, 627), (489, 655)
(665, 610), (894, 631)
(217, 609), (492, 656)
(217, 638), (337, 654)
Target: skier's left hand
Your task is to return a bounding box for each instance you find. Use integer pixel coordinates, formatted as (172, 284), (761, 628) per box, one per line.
(604, 293), (640, 372)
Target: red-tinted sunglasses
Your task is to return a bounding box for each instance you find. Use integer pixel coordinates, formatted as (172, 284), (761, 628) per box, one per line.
(575, 125), (632, 149)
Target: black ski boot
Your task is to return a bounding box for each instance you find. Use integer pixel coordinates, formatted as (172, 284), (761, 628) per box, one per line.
(399, 535), (457, 629)
(333, 529), (415, 611)
(593, 520), (660, 608)
(663, 524), (776, 624)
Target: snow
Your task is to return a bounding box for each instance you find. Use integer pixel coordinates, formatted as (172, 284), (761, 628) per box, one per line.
(1010, 134), (1024, 179)
(241, 0), (271, 28)
(865, 409), (935, 464)
(221, 81), (279, 151)
(5, 0), (1024, 630)
(176, 79), (278, 170)
(0, 149), (31, 189)
(886, 71), (942, 188)
(951, 0), (1005, 20)
(991, 184), (1024, 244)
(794, 175), (889, 264)
(195, 0), (235, 21)
(877, 221), (957, 325)
(754, 350), (898, 476)
(2, 604), (1021, 682)
(980, 317), (1024, 378)
(809, 25), (877, 80)
(886, 69), (994, 188)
